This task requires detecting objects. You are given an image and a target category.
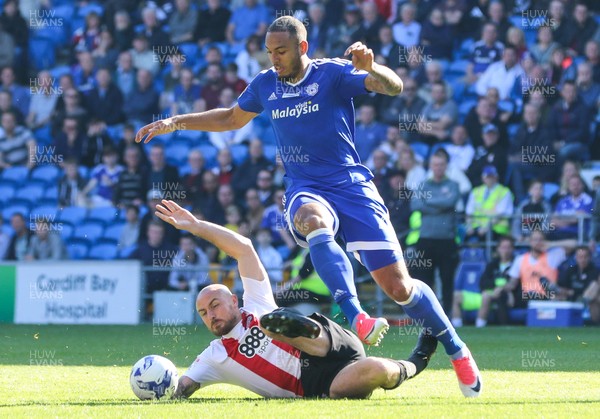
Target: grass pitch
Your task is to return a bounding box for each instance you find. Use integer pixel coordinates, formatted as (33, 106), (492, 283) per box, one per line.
(1, 324), (599, 418)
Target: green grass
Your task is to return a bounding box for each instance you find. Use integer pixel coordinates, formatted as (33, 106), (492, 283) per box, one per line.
(1, 324), (599, 418)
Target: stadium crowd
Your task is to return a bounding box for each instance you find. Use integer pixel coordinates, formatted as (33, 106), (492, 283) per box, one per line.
(0, 0), (600, 325)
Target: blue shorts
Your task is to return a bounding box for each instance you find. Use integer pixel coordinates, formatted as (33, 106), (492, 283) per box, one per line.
(284, 180), (403, 272)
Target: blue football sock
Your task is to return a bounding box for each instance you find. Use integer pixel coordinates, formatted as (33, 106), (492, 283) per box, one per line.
(399, 280), (465, 358)
(307, 228), (363, 327)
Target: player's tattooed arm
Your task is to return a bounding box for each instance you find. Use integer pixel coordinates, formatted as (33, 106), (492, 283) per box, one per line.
(173, 376), (201, 399)
(364, 63), (404, 96)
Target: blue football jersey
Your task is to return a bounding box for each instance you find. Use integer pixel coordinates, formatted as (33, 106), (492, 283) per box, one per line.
(237, 58), (374, 186)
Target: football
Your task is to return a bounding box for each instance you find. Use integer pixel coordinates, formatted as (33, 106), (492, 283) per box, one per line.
(130, 355), (179, 400)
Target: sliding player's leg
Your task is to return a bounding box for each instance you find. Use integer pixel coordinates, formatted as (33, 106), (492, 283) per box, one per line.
(285, 192), (388, 345)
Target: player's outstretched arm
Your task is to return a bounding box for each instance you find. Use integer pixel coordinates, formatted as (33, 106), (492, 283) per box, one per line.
(135, 104), (258, 144)
(172, 376), (201, 399)
(345, 42), (403, 96)
(155, 200), (267, 280)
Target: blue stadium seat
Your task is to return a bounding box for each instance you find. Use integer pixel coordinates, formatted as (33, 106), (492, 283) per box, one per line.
(410, 142), (430, 161)
(119, 244), (137, 259)
(196, 145), (219, 167)
(15, 184), (45, 203)
(31, 165), (62, 184)
(66, 238), (90, 260)
(166, 143), (191, 167)
(88, 243), (118, 260)
(103, 222), (125, 242)
(454, 262), (486, 292)
(30, 205), (58, 221)
(176, 130), (209, 146)
(543, 182), (560, 200)
(2, 223), (14, 237)
(459, 99), (477, 118)
(2, 204), (31, 221)
(77, 3), (104, 17)
(49, 65), (72, 80)
(0, 181), (16, 203)
(73, 221), (105, 242)
(59, 222), (74, 241)
(447, 59), (470, 75)
(29, 37), (56, 70)
(177, 43), (199, 66)
(87, 206), (120, 224)
(105, 124), (124, 142)
(58, 206), (87, 225)
(1, 166), (29, 184)
(44, 186), (59, 200)
(264, 144), (277, 163)
(460, 247), (486, 263)
(78, 166), (90, 180)
(230, 144), (248, 165)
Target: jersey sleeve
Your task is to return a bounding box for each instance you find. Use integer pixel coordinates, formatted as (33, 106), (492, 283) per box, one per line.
(241, 276), (278, 316)
(182, 346), (224, 386)
(237, 75), (264, 114)
(338, 60), (369, 98)
(508, 255), (523, 279)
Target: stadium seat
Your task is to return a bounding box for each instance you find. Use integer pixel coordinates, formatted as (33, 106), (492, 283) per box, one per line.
(105, 124), (124, 142)
(31, 165), (62, 184)
(30, 205), (58, 221)
(78, 166), (90, 180)
(14, 184), (45, 204)
(1, 166), (29, 184)
(73, 221), (105, 243)
(119, 244), (137, 259)
(458, 99), (477, 118)
(264, 144), (277, 163)
(29, 37), (56, 70)
(0, 181), (16, 203)
(2, 204), (31, 221)
(447, 59), (470, 75)
(230, 144), (248, 165)
(58, 206), (88, 225)
(460, 247), (486, 263)
(77, 3), (104, 17)
(543, 182), (560, 200)
(196, 145), (219, 167)
(177, 43), (199, 66)
(103, 222), (125, 242)
(59, 222), (74, 241)
(87, 206), (120, 224)
(66, 238), (90, 260)
(166, 143), (191, 167)
(2, 223), (14, 237)
(410, 142), (430, 161)
(88, 243), (118, 260)
(454, 262), (486, 293)
(44, 186), (59, 200)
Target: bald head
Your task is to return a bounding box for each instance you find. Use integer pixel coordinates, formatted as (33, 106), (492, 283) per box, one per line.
(196, 284), (241, 336)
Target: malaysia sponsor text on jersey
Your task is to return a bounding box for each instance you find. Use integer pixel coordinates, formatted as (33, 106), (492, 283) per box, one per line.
(271, 100), (320, 120)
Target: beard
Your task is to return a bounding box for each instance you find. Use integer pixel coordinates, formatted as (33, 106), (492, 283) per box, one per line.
(277, 52), (303, 82)
(210, 315), (239, 337)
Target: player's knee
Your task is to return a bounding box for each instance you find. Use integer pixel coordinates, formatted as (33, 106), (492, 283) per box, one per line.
(294, 211), (332, 235)
(372, 263), (413, 301)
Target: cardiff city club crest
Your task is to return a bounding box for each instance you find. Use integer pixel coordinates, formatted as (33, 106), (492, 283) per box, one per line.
(305, 83), (318, 96)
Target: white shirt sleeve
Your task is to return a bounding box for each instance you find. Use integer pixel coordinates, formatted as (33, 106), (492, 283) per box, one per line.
(183, 343), (225, 386)
(241, 276), (278, 316)
(546, 247), (566, 269)
(508, 254), (524, 279)
(496, 189), (514, 216)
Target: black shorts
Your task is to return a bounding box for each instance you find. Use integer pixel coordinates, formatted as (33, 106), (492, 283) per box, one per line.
(299, 313), (366, 398)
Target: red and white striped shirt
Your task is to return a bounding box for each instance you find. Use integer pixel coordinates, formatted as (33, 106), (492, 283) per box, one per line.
(183, 277), (305, 397)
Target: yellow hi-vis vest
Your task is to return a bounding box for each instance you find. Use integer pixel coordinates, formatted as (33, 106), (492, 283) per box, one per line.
(406, 211), (421, 246)
(470, 184), (512, 235)
(290, 249), (330, 296)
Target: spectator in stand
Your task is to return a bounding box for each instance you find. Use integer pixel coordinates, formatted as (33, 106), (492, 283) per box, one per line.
(256, 169), (275, 207)
(506, 230), (570, 302)
(425, 147), (472, 196)
(392, 2), (421, 48)
(147, 143), (180, 194)
(113, 10), (135, 52)
(558, 246), (599, 302)
(1, 66), (29, 117)
(115, 51), (136, 98)
(411, 149), (461, 315)
(548, 81), (591, 163)
(550, 160), (582, 207)
(117, 123), (148, 168)
(235, 35), (264, 83)
(211, 148), (235, 187)
(305, 2), (329, 56)
(373, 25), (400, 67)
(50, 88), (88, 136)
(511, 179), (552, 242)
(550, 175), (593, 240)
(123, 69), (160, 126)
(369, 149), (392, 191)
(208, 87), (254, 149)
(576, 62), (600, 109)
(420, 8), (453, 61)
(379, 78), (425, 142)
(138, 190), (181, 246)
(476, 46), (524, 100)
(530, 26), (559, 66)
(506, 27), (528, 60)
(129, 34), (159, 76)
(0, 110), (35, 169)
(169, 0), (198, 45)
(160, 52), (187, 96)
(171, 67), (203, 116)
(466, 22), (504, 85)
(72, 11), (101, 53)
(200, 63), (226, 111)
(195, 170), (220, 218)
(119, 204), (141, 249)
(508, 104), (555, 201)
(208, 184), (237, 226)
(548, 0), (568, 46)
(26, 70), (58, 133)
(86, 68), (125, 126)
(548, 46), (575, 87)
(244, 188), (264, 236)
(261, 188), (296, 251)
(592, 183), (600, 246)
(255, 227), (284, 285)
(182, 149), (206, 207)
(467, 124), (508, 186)
(81, 147), (124, 208)
(397, 147), (426, 188)
(563, 2), (598, 56)
(0, 90), (24, 125)
(91, 29), (120, 71)
(25, 220), (67, 261)
(583, 40), (600, 84)
(58, 157), (86, 207)
(231, 139), (272, 198)
(417, 60), (453, 105)
(354, 103), (388, 162)
(353, 2), (384, 49)
(71, 51), (96, 93)
(197, 46), (224, 80)
(168, 234), (210, 291)
(226, 0), (270, 48)
(327, 6), (361, 59)
(444, 125), (474, 173)
(113, 145), (147, 208)
(527, 89), (552, 126)
(195, 0), (231, 47)
(0, 214), (9, 260)
(131, 221), (179, 318)
(224, 63), (248, 95)
(54, 117), (89, 167)
(418, 81), (458, 144)
(486, 0), (512, 44)
(380, 169), (412, 243)
(583, 273), (600, 324)
(465, 165), (514, 242)
(139, 7), (170, 49)
(0, 1), (28, 70)
(453, 236), (516, 328)
(5, 213), (31, 261)
(484, 86), (512, 124)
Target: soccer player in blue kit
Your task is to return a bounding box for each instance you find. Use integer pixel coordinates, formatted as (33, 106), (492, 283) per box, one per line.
(136, 16), (482, 397)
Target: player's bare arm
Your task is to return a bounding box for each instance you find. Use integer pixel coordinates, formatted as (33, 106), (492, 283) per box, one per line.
(173, 376), (201, 399)
(155, 200), (267, 280)
(345, 42), (403, 96)
(135, 105), (258, 144)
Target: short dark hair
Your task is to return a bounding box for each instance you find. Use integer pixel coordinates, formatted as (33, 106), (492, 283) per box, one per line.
(575, 245), (591, 255)
(126, 204), (140, 215)
(497, 235), (515, 247)
(267, 16), (307, 43)
(432, 147), (449, 162)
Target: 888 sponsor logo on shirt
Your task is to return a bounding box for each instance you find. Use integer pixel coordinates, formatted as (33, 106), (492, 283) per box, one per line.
(239, 327), (269, 358)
